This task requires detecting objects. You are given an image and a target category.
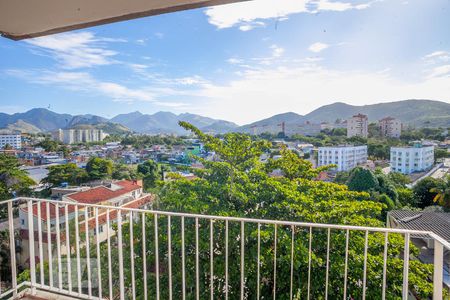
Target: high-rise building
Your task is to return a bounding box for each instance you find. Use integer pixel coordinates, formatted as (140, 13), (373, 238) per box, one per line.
(390, 143), (434, 174)
(52, 128), (106, 144)
(318, 145), (368, 171)
(347, 113), (368, 138)
(379, 117), (402, 138)
(0, 133), (21, 149)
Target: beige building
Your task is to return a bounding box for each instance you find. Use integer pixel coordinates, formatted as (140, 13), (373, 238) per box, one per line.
(52, 128), (107, 144)
(347, 113), (368, 138)
(379, 117), (402, 138)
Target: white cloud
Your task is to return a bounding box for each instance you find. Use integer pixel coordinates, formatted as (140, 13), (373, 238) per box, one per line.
(308, 42), (329, 53)
(25, 32), (125, 69)
(204, 0), (378, 31)
(427, 65), (450, 79)
(271, 45), (285, 57)
(195, 62), (450, 124)
(424, 51), (450, 63)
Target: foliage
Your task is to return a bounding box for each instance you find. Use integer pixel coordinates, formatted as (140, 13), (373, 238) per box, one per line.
(137, 160), (164, 190)
(87, 123), (432, 299)
(430, 176), (450, 210)
(86, 157), (113, 180)
(0, 154), (35, 202)
(36, 138), (60, 152)
(413, 177), (441, 208)
(397, 188), (417, 207)
(435, 148), (449, 161)
(112, 163), (139, 180)
(43, 163), (88, 186)
(347, 167), (379, 192)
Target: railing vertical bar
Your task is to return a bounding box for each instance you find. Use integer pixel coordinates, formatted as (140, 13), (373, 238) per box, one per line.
(362, 230), (369, 300)
(74, 205), (80, 294)
(343, 229), (349, 300)
(290, 225), (294, 300)
(257, 223), (260, 300)
(84, 208), (92, 297)
(55, 204), (62, 290)
(225, 219), (229, 300)
(117, 210), (125, 300)
(382, 232), (388, 300)
(181, 216), (186, 300)
(195, 217), (200, 300)
(154, 214), (160, 300)
(273, 224), (277, 300)
(142, 212), (148, 300)
(95, 207), (102, 299)
(168, 215), (173, 300)
(107, 209), (113, 300)
(37, 202), (44, 287)
(27, 199), (36, 294)
(402, 233), (410, 299)
(129, 211), (136, 300)
(46, 202), (54, 288)
(240, 221), (245, 300)
(307, 226), (312, 300)
(8, 201), (17, 297)
(64, 204), (72, 293)
(210, 219), (214, 300)
(325, 228), (331, 300)
(433, 239), (444, 300)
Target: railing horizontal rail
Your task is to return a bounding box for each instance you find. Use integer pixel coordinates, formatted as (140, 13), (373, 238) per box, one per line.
(1, 197), (448, 300)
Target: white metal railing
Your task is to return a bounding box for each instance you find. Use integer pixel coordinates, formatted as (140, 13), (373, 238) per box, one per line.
(0, 197), (449, 299)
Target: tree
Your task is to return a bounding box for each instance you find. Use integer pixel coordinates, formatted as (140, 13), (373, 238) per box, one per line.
(347, 167), (379, 192)
(86, 157), (113, 180)
(112, 163), (139, 180)
(36, 138), (60, 152)
(137, 160), (161, 189)
(43, 163), (88, 186)
(413, 177), (441, 208)
(0, 154), (35, 200)
(397, 187), (417, 207)
(435, 148), (449, 161)
(430, 176), (450, 210)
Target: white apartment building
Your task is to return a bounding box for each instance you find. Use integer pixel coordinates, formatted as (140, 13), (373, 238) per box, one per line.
(390, 143), (434, 174)
(379, 117), (402, 138)
(347, 113), (368, 138)
(0, 133), (21, 149)
(52, 128), (106, 144)
(318, 145), (368, 171)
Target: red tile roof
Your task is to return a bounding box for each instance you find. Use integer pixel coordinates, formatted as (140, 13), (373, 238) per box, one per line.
(66, 180), (142, 204)
(22, 202), (76, 221)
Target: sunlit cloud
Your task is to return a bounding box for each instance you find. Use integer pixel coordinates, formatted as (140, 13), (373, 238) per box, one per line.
(308, 42), (329, 53)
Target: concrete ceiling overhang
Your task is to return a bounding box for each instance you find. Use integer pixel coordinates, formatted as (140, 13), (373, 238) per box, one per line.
(0, 0), (249, 40)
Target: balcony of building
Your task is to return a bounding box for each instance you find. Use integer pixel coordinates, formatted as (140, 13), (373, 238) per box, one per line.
(0, 197), (449, 299)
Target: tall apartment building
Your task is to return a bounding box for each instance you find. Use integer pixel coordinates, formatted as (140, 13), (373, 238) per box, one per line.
(52, 128), (106, 144)
(0, 133), (21, 149)
(390, 143), (434, 174)
(318, 145), (368, 171)
(379, 117), (402, 138)
(347, 113), (368, 138)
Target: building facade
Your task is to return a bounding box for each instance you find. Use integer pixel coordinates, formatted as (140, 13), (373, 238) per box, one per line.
(0, 133), (21, 149)
(390, 143), (434, 174)
(318, 145), (368, 171)
(52, 128), (106, 144)
(379, 117), (402, 138)
(347, 113), (368, 138)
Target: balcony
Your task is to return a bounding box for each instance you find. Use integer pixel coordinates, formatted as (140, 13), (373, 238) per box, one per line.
(0, 197), (449, 299)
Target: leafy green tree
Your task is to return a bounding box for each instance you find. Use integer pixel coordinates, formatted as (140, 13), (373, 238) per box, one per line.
(112, 163), (139, 180)
(43, 163), (88, 186)
(413, 177), (441, 208)
(397, 187), (417, 207)
(70, 124), (433, 300)
(388, 172), (411, 188)
(86, 157), (113, 180)
(137, 160), (161, 189)
(430, 176), (450, 210)
(347, 167), (379, 192)
(36, 138), (60, 152)
(0, 154), (35, 201)
(435, 148), (449, 161)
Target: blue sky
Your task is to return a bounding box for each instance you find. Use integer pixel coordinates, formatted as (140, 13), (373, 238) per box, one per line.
(1, 0), (449, 125)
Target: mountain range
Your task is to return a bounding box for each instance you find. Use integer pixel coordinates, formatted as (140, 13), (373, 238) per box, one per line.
(0, 99), (449, 135)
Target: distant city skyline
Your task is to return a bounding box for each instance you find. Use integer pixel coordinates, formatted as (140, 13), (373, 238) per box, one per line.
(1, 0), (450, 125)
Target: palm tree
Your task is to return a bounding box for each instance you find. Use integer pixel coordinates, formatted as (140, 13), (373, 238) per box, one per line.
(431, 176), (450, 209)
